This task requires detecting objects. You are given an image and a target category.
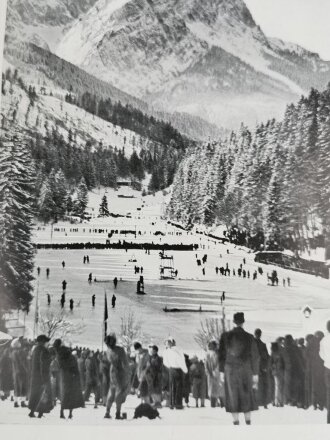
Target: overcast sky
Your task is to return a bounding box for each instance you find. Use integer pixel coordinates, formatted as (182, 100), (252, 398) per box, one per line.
(245, 0), (330, 60)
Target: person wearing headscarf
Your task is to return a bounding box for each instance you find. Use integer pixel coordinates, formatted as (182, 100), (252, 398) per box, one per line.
(104, 333), (130, 420)
(219, 312), (260, 425)
(28, 335), (53, 418)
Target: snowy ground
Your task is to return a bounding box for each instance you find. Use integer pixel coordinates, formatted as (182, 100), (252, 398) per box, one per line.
(0, 394), (327, 426)
(14, 186), (329, 352)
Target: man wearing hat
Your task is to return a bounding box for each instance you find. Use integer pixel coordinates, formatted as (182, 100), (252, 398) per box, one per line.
(28, 335), (53, 418)
(219, 312), (260, 425)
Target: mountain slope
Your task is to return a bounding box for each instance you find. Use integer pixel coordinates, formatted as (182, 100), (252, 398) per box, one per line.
(51, 0), (330, 128)
(5, 0), (330, 129)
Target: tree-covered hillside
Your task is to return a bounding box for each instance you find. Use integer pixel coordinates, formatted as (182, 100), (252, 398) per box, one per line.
(167, 86), (330, 256)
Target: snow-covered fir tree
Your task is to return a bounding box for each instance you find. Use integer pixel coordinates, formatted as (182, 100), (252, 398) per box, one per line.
(0, 135), (36, 313)
(99, 194), (110, 217)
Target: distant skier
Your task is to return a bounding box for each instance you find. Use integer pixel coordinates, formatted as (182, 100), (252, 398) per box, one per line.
(140, 267), (143, 274)
(87, 255), (90, 264)
(222, 291), (226, 302)
(83, 256), (86, 264)
(92, 294), (96, 307)
(202, 268), (205, 276)
(69, 299), (74, 311)
(88, 273), (93, 284)
(46, 268), (50, 279)
(243, 258), (246, 265)
(37, 266), (41, 276)
(62, 260), (65, 269)
(47, 293), (51, 306)
(287, 277), (291, 287)
(62, 280), (67, 291)
(113, 277), (118, 289)
(283, 278), (286, 287)
(112, 294), (116, 308)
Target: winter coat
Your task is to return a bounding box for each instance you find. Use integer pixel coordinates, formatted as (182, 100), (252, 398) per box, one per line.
(255, 338), (271, 407)
(145, 354), (163, 395)
(135, 349), (149, 398)
(28, 344), (53, 413)
(57, 347), (84, 410)
(85, 356), (99, 387)
(0, 347), (14, 393)
(205, 350), (222, 399)
(219, 326), (260, 413)
(308, 338), (326, 408)
(10, 347), (28, 397)
(282, 342), (305, 406)
(77, 356), (86, 390)
(189, 360), (207, 400)
(107, 346), (130, 404)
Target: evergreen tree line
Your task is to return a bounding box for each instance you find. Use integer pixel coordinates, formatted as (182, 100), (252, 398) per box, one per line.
(65, 91), (188, 149)
(30, 125), (182, 222)
(167, 86), (330, 255)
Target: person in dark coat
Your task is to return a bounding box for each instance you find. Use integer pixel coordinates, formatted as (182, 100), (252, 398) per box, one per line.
(182, 354), (191, 407)
(254, 329), (271, 408)
(304, 334), (314, 409)
(113, 277), (118, 289)
(28, 335), (53, 418)
(55, 342), (84, 419)
(46, 268), (50, 279)
(145, 345), (163, 408)
(84, 351), (100, 408)
(189, 357), (207, 407)
(10, 338), (28, 407)
(134, 342), (150, 403)
(282, 334), (305, 407)
(104, 333), (130, 420)
(92, 294), (96, 307)
(112, 294), (116, 309)
(219, 312), (260, 425)
(310, 331), (326, 410)
(0, 345), (14, 400)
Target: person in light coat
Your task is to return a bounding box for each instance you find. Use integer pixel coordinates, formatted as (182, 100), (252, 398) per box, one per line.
(162, 337), (187, 409)
(205, 340), (222, 407)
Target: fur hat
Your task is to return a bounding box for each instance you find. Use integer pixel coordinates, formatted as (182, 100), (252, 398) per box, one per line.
(36, 334), (50, 343)
(233, 312), (245, 325)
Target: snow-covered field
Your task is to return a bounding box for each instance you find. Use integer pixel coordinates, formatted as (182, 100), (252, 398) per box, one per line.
(0, 394), (327, 426)
(20, 186), (330, 353)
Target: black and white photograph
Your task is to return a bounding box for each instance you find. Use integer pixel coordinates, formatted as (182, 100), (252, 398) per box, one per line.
(0, 0), (330, 435)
